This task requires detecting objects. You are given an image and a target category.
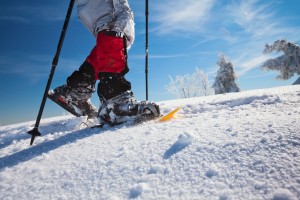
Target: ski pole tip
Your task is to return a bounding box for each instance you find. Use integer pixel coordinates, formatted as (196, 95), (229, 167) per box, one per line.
(28, 128), (42, 145)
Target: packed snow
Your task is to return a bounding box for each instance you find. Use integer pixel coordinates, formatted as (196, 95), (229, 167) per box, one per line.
(0, 85), (299, 200)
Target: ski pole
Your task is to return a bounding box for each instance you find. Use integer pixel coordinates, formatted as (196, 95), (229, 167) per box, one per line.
(28, 0), (75, 146)
(145, 0), (149, 100)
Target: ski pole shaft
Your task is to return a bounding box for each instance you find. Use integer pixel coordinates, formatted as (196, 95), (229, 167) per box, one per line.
(145, 0), (149, 100)
(28, 0), (75, 145)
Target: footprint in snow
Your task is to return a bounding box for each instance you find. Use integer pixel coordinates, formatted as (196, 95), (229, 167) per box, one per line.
(163, 133), (193, 159)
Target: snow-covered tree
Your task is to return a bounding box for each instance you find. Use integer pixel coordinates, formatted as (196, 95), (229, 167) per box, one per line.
(194, 68), (214, 96)
(213, 54), (240, 94)
(167, 74), (193, 99)
(261, 39), (300, 84)
(293, 77), (300, 85)
(166, 68), (214, 99)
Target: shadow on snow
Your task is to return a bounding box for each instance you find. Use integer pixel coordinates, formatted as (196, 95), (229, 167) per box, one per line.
(0, 127), (105, 171)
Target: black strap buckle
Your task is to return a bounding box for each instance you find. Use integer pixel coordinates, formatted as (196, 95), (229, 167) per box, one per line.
(104, 30), (124, 38)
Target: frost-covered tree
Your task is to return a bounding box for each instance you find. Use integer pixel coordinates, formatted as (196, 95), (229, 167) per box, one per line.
(213, 54), (240, 94)
(261, 39), (300, 85)
(166, 68), (214, 99)
(194, 68), (215, 96)
(167, 74), (193, 99)
(293, 77), (300, 85)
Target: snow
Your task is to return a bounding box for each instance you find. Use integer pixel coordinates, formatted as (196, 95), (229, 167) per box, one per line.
(1, 85), (300, 200)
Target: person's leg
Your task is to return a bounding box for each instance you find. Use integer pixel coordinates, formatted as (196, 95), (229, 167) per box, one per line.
(67, 62), (96, 97)
(85, 31), (160, 124)
(97, 72), (131, 103)
(48, 62), (97, 118)
(86, 31), (130, 102)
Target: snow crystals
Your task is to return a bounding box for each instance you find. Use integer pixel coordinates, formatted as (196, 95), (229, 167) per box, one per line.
(0, 85), (300, 199)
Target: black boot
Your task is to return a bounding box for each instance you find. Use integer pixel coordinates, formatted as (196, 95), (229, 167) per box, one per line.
(97, 72), (131, 102)
(97, 73), (160, 125)
(98, 91), (160, 125)
(48, 62), (98, 119)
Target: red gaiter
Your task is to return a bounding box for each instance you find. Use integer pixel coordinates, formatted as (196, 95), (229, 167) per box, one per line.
(86, 31), (127, 80)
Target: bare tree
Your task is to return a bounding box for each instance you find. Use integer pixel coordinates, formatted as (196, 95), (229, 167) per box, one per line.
(261, 39), (300, 84)
(213, 54), (240, 94)
(195, 68), (214, 96)
(167, 75), (191, 98)
(166, 68), (214, 99)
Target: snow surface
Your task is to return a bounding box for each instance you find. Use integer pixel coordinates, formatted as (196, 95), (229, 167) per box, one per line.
(0, 86), (300, 200)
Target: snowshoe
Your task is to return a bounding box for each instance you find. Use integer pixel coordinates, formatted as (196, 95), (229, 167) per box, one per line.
(98, 90), (160, 126)
(48, 85), (97, 119)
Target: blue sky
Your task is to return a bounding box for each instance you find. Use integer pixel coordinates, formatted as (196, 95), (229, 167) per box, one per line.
(0, 0), (300, 126)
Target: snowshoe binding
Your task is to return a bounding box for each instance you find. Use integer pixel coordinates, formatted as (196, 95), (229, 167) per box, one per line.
(48, 85), (98, 119)
(98, 90), (160, 126)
